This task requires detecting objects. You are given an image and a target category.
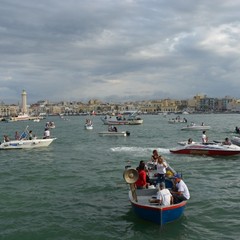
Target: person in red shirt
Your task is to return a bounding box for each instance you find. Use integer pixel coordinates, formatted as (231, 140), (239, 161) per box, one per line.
(135, 161), (149, 189)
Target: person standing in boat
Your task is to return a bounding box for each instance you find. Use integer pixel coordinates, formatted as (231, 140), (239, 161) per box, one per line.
(28, 130), (33, 140)
(43, 128), (50, 139)
(155, 156), (168, 184)
(15, 131), (20, 140)
(202, 131), (208, 144)
(135, 161), (149, 189)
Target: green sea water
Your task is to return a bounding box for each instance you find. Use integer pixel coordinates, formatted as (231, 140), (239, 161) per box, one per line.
(0, 114), (239, 240)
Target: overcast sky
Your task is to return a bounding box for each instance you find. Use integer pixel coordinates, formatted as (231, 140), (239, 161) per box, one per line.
(1, 0), (240, 104)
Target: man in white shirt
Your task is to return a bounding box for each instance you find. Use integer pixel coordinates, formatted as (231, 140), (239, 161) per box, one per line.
(149, 182), (173, 206)
(171, 173), (190, 204)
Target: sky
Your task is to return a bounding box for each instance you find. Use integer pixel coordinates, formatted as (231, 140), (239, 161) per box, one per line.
(1, 0), (240, 104)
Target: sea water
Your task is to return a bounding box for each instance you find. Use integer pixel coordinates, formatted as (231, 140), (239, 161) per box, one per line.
(0, 114), (239, 240)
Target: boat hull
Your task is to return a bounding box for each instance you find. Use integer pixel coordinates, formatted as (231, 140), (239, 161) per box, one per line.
(129, 190), (187, 225)
(98, 131), (130, 136)
(170, 144), (240, 156)
(0, 138), (56, 150)
(181, 126), (211, 131)
(101, 119), (143, 125)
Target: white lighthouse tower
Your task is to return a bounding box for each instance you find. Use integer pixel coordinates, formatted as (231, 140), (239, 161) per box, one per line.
(21, 89), (28, 115)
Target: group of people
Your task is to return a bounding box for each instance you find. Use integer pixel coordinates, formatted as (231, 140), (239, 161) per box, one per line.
(108, 125), (118, 132)
(134, 149), (190, 206)
(3, 127), (51, 142)
(186, 131), (231, 145)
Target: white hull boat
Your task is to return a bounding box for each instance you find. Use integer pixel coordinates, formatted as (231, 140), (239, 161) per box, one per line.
(85, 124), (93, 130)
(181, 124), (211, 131)
(101, 113), (143, 125)
(98, 131), (130, 137)
(0, 138), (56, 150)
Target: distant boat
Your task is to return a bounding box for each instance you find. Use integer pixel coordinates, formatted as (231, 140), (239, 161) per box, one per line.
(101, 113), (143, 125)
(181, 123), (211, 131)
(98, 131), (130, 137)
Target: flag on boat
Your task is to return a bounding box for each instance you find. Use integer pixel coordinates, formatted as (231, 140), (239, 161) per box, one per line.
(20, 131), (27, 139)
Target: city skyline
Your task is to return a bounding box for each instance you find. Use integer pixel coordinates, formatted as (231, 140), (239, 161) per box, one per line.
(1, 1), (240, 104)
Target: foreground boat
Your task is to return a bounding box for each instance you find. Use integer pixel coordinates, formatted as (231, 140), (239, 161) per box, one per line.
(0, 138), (56, 150)
(170, 142), (240, 156)
(123, 168), (187, 226)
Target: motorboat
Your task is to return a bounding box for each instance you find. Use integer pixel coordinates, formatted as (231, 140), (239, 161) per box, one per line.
(84, 119), (93, 130)
(85, 123), (93, 130)
(101, 113), (143, 125)
(123, 168), (187, 225)
(0, 138), (56, 150)
(181, 123), (211, 131)
(170, 142), (240, 156)
(98, 131), (130, 137)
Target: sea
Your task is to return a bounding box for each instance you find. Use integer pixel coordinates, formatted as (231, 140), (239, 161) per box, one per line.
(0, 114), (239, 240)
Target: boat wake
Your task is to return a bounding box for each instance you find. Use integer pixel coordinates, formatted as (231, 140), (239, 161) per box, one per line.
(110, 146), (170, 155)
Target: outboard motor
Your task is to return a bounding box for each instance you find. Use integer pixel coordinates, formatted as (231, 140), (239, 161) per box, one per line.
(126, 131), (130, 136)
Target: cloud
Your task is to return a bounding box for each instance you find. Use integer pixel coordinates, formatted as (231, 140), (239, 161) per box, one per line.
(0, 0), (240, 103)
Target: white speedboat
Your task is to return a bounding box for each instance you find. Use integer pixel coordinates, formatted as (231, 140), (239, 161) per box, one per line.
(181, 123), (211, 131)
(101, 113), (143, 125)
(98, 131), (130, 137)
(0, 138), (56, 150)
(170, 142), (240, 156)
(85, 124), (93, 130)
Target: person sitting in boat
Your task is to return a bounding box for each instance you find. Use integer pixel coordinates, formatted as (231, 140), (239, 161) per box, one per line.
(202, 131), (208, 144)
(135, 161), (149, 189)
(43, 128), (50, 139)
(3, 135), (10, 142)
(222, 137), (231, 145)
(171, 173), (190, 204)
(188, 138), (193, 144)
(149, 182), (173, 205)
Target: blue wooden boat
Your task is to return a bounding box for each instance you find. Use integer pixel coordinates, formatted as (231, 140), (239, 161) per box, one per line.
(129, 188), (187, 225)
(123, 168), (187, 226)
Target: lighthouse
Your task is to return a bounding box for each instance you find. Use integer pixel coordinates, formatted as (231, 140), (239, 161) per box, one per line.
(21, 90), (28, 115)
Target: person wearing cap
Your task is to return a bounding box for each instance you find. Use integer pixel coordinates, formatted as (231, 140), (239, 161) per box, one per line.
(149, 182), (173, 205)
(171, 174), (190, 204)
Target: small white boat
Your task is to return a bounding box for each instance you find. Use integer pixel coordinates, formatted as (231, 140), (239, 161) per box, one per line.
(33, 118), (40, 122)
(181, 123), (211, 131)
(85, 124), (93, 130)
(85, 119), (93, 130)
(101, 113), (143, 125)
(0, 138), (56, 150)
(98, 131), (130, 137)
